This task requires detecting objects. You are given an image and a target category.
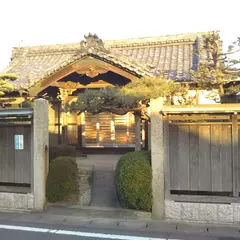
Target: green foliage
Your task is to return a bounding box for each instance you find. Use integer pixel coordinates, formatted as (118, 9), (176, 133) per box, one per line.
(121, 77), (187, 99)
(68, 76), (188, 117)
(46, 156), (79, 203)
(0, 73), (16, 96)
(0, 73), (17, 81)
(190, 31), (240, 99)
(69, 87), (143, 115)
(49, 144), (76, 162)
(0, 74), (17, 107)
(225, 84), (240, 95)
(115, 151), (152, 212)
(21, 100), (34, 108)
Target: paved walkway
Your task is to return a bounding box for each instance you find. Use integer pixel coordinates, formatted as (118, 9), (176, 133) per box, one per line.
(77, 154), (122, 208)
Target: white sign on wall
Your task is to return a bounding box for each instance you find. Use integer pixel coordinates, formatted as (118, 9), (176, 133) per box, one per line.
(14, 135), (24, 150)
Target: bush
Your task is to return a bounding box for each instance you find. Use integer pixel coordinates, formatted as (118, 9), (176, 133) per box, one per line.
(46, 156), (79, 203)
(115, 151), (152, 212)
(21, 100), (34, 108)
(49, 144), (76, 162)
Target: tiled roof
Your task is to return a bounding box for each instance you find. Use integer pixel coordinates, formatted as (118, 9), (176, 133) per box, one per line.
(106, 33), (204, 80)
(2, 31), (215, 89)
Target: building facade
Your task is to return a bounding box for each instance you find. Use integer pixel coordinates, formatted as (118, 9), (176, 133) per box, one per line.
(2, 32), (215, 150)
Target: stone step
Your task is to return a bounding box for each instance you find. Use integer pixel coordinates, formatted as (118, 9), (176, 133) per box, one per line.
(79, 184), (91, 190)
(66, 206), (151, 220)
(79, 181), (90, 186)
(47, 204), (151, 220)
(78, 174), (91, 182)
(78, 168), (93, 175)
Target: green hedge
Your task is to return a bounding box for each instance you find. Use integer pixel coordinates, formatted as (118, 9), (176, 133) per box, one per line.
(46, 156), (79, 203)
(115, 151), (152, 212)
(21, 100), (34, 108)
(49, 144), (76, 162)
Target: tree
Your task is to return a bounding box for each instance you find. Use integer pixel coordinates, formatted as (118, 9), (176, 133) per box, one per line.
(0, 74), (16, 107)
(68, 32), (240, 117)
(0, 73), (15, 96)
(190, 31), (240, 102)
(68, 76), (189, 120)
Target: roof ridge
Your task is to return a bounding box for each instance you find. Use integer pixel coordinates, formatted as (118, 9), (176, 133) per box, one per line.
(11, 30), (218, 51)
(4, 31), (208, 87)
(105, 30), (219, 47)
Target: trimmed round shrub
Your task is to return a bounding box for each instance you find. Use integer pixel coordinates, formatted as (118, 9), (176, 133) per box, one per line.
(46, 156), (79, 203)
(49, 144), (76, 162)
(115, 151), (152, 212)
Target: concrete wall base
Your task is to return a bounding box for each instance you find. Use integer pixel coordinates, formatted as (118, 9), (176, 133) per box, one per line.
(0, 192), (34, 211)
(165, 200), (240, 224)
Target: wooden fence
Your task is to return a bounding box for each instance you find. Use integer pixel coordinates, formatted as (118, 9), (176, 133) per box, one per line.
(0, 110), (33, 193)
(162, 104), (240, 203)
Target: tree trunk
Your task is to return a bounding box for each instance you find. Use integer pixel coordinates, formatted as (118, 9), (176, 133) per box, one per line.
(135, 114), (141, 151)
(219, 84), (224, 96)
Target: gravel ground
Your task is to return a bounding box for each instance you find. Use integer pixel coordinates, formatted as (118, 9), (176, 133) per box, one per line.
(78, 165), (93, 206)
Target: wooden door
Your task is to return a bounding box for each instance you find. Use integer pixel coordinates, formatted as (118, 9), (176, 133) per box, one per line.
(0, 125), (32, 184)
(83, 112), (135, 148)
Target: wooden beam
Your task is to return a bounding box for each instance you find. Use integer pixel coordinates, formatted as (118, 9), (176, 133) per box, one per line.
(29, 65), (75, 96)
(51, 80), (114, 89)
(0, 97), (25, 105)
(165, 115), (230, 121)
(73, 58), (139, 81)
(29, 56), (139, 96)
(161, 104), (240, 114)
(73, 65), (108, 78)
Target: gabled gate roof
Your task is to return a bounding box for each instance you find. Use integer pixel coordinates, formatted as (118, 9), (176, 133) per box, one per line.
(2, 31), (215, 90)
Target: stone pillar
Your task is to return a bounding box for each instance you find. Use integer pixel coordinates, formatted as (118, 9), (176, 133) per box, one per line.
(150, 97), (164, 219)
(33, 99), (49, 211)
(134, 114), (141, 151)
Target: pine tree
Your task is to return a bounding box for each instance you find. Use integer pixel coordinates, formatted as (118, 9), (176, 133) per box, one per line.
(0, 73), (15, 96)
(190, 31), (240, 102)
(0, 74), (16, 107)
(68, 76), (188, 119)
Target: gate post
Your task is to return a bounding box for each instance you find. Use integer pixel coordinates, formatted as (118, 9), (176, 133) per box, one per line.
(150, 97), (164, 219)
(33, 99), (49, 210)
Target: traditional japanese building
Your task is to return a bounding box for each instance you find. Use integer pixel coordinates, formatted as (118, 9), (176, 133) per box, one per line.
(2, 32), (212, 151)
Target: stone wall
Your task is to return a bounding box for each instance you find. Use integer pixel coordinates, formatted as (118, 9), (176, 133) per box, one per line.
(150, 99), (240, 224)
(0, 193), (34, 211)
(0, 99), (49, 212)
(165, 200), (240, 224)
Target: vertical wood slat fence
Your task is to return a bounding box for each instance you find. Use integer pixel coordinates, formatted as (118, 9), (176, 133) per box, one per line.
(162, 104), (240, 203)
(0, 109), (33, 193)
(0, 125), (32, 185)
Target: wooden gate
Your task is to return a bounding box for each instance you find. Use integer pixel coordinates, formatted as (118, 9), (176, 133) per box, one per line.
(48, 103), (138, 148)
(83, 112), (135, 147)
(0, 125), (32, 184)
(164, 113), (240, 203)
(0, 112), (32, 193)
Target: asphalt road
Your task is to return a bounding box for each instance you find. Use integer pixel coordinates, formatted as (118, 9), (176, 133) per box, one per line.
(0, 223), (232, 240)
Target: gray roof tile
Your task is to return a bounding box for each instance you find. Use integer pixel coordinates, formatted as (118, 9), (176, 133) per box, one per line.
(2, 31), (218, 89)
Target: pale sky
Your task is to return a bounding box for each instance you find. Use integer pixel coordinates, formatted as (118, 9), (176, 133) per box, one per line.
(0, 0), (240, 71)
